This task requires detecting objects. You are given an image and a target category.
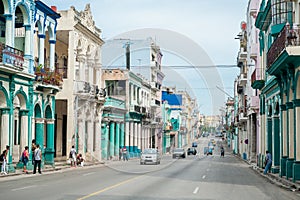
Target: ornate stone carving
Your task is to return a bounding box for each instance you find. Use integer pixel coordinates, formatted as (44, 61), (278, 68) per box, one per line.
(80, 4), (95, 33)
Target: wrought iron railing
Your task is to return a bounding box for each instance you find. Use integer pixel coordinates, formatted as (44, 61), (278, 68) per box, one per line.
(0, 42), (24, 70)
(267, 23), (300, 68)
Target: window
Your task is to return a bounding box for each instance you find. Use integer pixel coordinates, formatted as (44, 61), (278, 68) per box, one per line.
(271, 0), (292, 25)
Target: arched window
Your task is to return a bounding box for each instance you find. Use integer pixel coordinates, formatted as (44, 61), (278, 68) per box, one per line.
(271, 0), (292, 25)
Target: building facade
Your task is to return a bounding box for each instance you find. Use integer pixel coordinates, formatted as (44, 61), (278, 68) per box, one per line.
(0, 0), (60, 171)
(54, 4), (104, 162)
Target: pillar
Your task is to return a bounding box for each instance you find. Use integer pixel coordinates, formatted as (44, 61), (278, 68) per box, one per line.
(137, 123), (141, 153)
(125, 121), (130, 150)
(4, 14), (13, 47)
(293, 99), (300, 182)
(101, 123), (109, 160)
(19, 110), (29, 149)
(129, 122), (134, 155)
(280, 104), (288, 177)
(120, 123), (125, 148)
(35, 118), (44, 148)
(24, 25), (31, 57)
(38, 34), (45, 66)
(109, 122), (115, 158)
(286, 102), (294, 178)
(44, 119), (55, 166)
(115, 123), (120, 156)
(134, 122), (138, 154)
(49, 40), (56, 70)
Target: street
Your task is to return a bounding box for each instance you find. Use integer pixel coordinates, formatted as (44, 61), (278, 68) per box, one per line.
(0, 137), (299, 200)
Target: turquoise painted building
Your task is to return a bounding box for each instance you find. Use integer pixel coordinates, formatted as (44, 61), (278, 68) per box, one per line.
(255, 0), (300, 182)
(0, 0), (60, 171)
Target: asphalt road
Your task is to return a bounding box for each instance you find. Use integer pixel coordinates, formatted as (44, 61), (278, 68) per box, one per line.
(0, 137), (299, 200)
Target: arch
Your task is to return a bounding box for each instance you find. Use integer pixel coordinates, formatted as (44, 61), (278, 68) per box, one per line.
(34, 19), (43, 35)
(14, 2), (30, 25)
(1, 0), (10, 15)
(45, 105), (52, 119)
(14, 89), (28, 110)
(34, 104), (42, 118)
(47, 25), (54, 40)
(0, 85), (9, 107)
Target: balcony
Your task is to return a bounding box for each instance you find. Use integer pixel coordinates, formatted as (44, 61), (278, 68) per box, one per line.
(250, 96), (259, 109)
(239, 111), (247, 122)
(74, 81), (91, 94)
(251, 68), (265, 90)
(34, 66), (63, 87)
(150, 99), (160, 107)
(250, 43), (258, 60)
(150, 81), (161, 91)
(0, 43), (24, 71)
(267, 24), (300, 76)
(129, 105), (141, 113)
(238, 73), (247, 86)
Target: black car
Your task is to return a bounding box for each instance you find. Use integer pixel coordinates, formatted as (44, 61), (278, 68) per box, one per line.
(172, 148), (186, 158)
(187, 147), (197, 155)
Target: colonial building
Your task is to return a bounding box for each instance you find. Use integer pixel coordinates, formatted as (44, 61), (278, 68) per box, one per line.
(102, 38), (164, 154)
(54, 4), (104, 162)
(101, 69), (152, 159)
(0, 0), (60, 171)
(254, 0), (300, 182)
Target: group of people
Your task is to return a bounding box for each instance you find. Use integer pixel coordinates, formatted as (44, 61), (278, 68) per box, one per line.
(0, 139), (42, 175)
(119, 147), (129, 161)
(69, 145), (84, 167)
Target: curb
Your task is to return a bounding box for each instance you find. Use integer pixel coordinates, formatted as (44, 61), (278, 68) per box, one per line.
(233, 153), (300, 192)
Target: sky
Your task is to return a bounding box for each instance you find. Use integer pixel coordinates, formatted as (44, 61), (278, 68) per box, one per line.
(43, 0), (248, 115)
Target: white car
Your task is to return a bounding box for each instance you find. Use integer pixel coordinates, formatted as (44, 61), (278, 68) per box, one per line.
(140, 148), (161, 165)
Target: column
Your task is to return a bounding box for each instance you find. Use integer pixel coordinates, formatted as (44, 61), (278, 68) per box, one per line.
(49, 40), (56, 70)
(24, 25), (31, 57)
(77, 118), (84, 153)
(286, 102), (294, 178)
(293, 99), (300, 182)
(125, 121), (130, 149)
(19, 110), (29, 150)
(38, 34), (45, 66)
(137, 123), (141, 153)
(280, 104), (288, 177)
(120, 123), (125, 147)
(115, 123), (120, 156)
(0, 109), (10, 154)
(45, 119), (55, 165)
(109, 122), (115, 158)
(94, 116), (101, 160)
(4, 14), (13, 47)
(129, 122), (134, 155)
(101, 123), (109, 160)
(134, 122), (138, 153)
(272, 115), (280, 173)
(267, 117), (272, 154)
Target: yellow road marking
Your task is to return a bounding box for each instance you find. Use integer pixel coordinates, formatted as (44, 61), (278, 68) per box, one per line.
(77, 176), (141, 200)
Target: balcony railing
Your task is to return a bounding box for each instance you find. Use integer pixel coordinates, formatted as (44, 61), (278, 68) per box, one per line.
(34, 66), (63, 87)
(267, 24), (300, 68)
(0, 43), (24, 70)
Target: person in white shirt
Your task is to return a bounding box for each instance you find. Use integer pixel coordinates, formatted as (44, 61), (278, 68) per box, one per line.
(33, 144), (42, 174)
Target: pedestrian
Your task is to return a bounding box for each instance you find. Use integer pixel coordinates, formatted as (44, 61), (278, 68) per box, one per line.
(122, 147), (128, 161)
(33, 144), (42, 174)
(76, 153), (84, 167)
(69, 145), (77, 167)
(21, 146), (29, 174)
(31, 139), (36, 165)
(220, 146), (225, 157)
(263, 150), (272, 174)
(1, 145), (10, 175)
(119, 147), (122, 161)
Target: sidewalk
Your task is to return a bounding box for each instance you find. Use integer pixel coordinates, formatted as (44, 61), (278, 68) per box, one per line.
(235, 154), (300, 192)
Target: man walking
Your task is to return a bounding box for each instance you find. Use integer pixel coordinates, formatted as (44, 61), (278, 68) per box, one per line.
(1, 145), (10, 175)
(33, 144), (42, 174)
(264, 150), (272, 174)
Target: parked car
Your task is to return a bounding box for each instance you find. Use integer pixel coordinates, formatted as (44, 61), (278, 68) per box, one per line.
(172, 148), (186, 159)
(187, 147), (197, 155)
(140, 148), (161, 165)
